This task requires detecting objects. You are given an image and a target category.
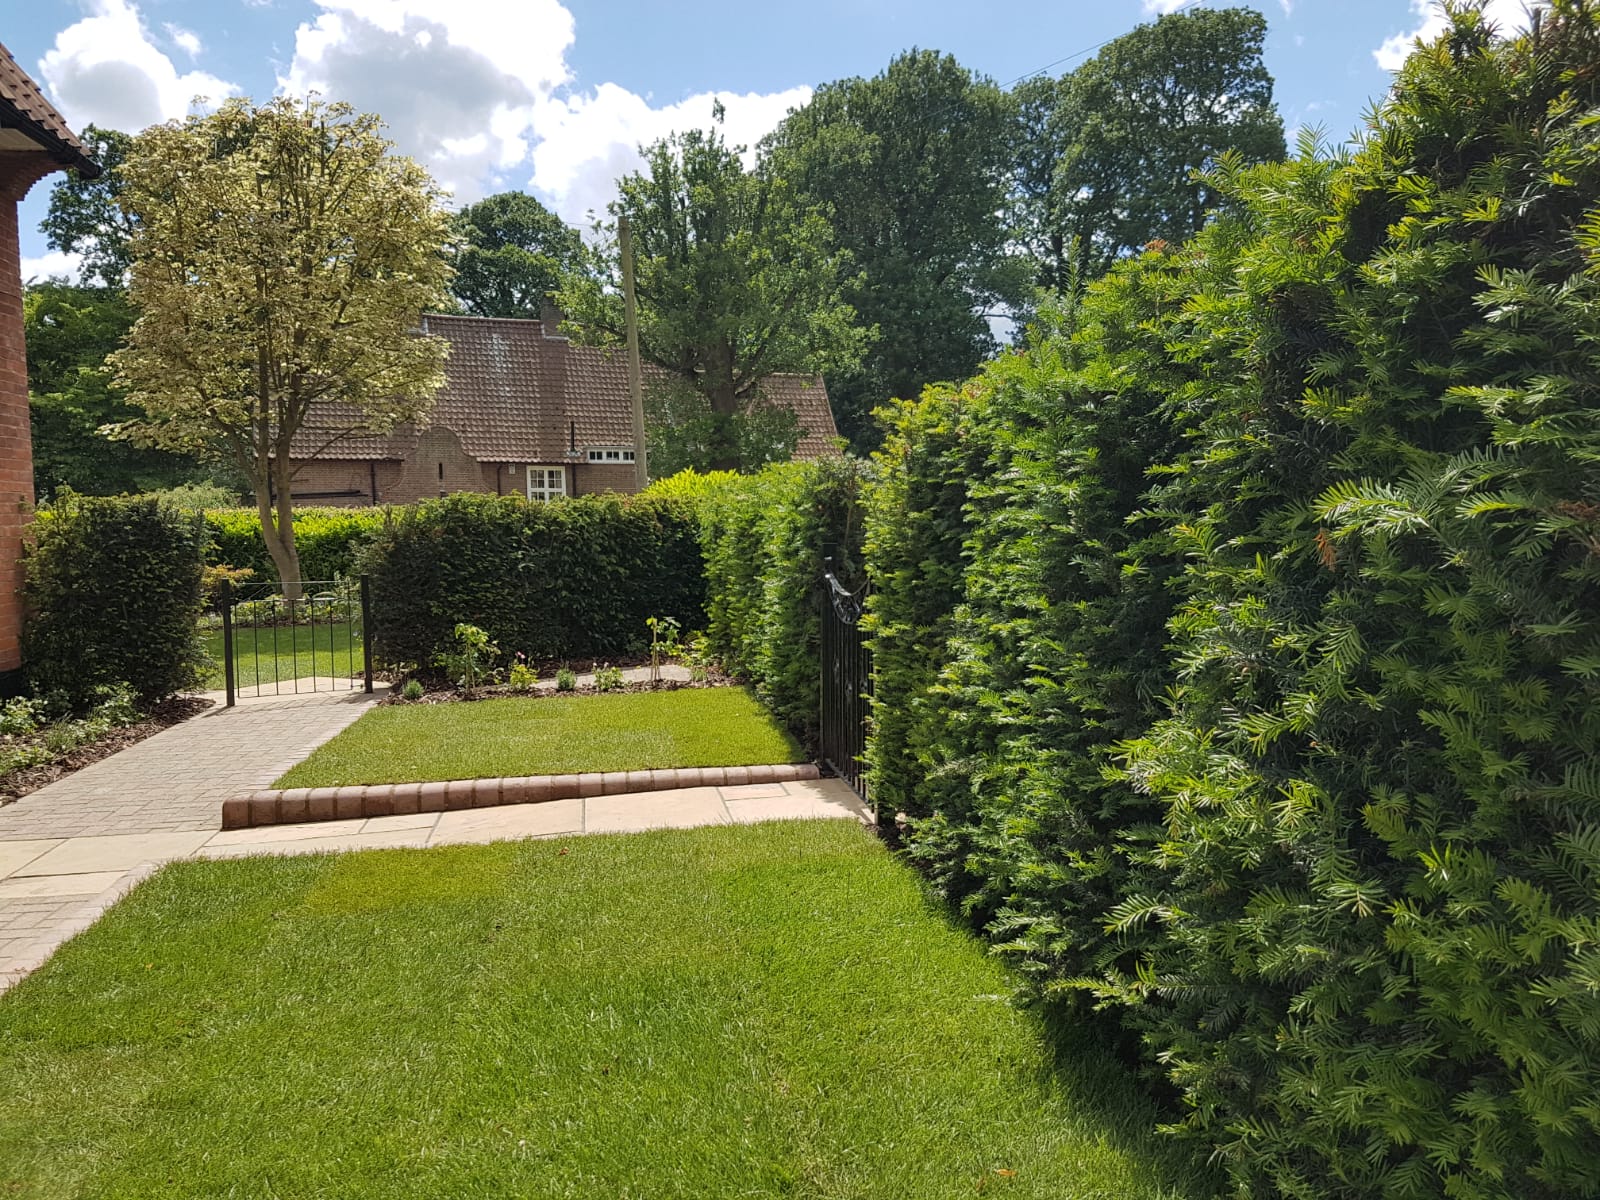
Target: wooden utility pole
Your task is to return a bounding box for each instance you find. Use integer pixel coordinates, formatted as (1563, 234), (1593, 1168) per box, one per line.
(618, 215), (650, 491)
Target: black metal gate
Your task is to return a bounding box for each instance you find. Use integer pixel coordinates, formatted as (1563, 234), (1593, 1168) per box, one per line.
(820, 558), (871, 815)
(219, 577), (374, 706)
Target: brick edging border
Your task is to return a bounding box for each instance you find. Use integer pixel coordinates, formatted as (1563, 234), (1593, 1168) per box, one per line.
(221, 763), (822, 830)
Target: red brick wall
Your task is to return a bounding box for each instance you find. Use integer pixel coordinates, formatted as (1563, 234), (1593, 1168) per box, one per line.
(0, 195), (37, 673)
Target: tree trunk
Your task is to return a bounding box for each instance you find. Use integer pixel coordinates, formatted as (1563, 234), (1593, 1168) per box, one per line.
(253, 460), (303, 601)
(707, 350), (740, 473)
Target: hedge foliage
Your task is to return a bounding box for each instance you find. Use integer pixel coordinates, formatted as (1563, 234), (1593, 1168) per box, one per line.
(660, 459), (867, 747)
(359, 492), (704, 672)
(23, 493), (206, 707)
(204, 506), (385, 582)
(857, 8), (1600, 1198)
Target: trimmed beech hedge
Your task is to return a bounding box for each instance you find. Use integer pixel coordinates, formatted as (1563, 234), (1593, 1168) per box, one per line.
(23, 493), (207, 707)
(204, 507), (385, 582)
(360, 492), (704, 671)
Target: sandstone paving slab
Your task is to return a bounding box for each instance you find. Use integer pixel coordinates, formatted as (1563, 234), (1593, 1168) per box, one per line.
(0, 871), (129, 899)
(584, 786), (730, 834)
(721, 783), (790, 801)
(14, 830), (213, 877)
(194, 828), (433, 861)
(206, 818), (368, 847)
(430, 799), (584, 845)
(361, 813), (441, 834)
(0, 840), (62, 879)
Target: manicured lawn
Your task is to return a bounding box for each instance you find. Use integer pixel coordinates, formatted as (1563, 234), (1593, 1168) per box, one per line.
(200, 621), (366, 691)
(0, 821), (1204, 1198)
(275, 686), (802, 788)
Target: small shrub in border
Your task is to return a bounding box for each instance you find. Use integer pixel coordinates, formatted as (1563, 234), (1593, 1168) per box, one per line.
(23, 492), (206, 708)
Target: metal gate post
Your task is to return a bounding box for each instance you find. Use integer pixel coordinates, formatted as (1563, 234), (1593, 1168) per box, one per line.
(221, 581), (236, 708)
(360, 574), (374, 694)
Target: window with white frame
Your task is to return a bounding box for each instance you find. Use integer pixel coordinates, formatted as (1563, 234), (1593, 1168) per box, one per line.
(586, 447), (636, 464)
(526, 466), (567, 502)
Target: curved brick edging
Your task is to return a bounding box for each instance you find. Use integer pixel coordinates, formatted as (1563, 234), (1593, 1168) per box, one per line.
(220, 763), (822, 830)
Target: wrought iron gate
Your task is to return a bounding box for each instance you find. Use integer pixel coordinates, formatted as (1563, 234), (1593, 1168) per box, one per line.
(820, 557), (871, 814)
(219, 577), (374, 706)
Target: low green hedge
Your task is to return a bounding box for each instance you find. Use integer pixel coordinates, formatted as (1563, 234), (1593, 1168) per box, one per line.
(360, 492), (704, 672)
(204, 507), (386, 582)
(23, 493), (207, 707)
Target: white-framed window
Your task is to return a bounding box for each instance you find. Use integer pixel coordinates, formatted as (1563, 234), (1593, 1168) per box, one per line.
(526, 465), (567, 502)
(586, 447), (636, 464)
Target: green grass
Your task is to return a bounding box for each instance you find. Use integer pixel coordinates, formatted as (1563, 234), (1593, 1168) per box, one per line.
(275, 687), (803, 788)
(0, 821), (1206, 1199)
(200, 621), (366, 690)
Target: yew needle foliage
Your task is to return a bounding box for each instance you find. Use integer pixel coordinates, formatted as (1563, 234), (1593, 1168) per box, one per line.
(859, 5), (1600, 1197)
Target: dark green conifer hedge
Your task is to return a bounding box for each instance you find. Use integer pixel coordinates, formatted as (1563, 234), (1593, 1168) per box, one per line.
(359, 492), (705, 671)
(850, 6), (1600, 1196)
(23, 493), (207, 706)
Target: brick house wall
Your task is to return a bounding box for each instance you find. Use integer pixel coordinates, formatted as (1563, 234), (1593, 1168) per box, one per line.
(0, 194), (32, 674)
(285, 453), (645, 508)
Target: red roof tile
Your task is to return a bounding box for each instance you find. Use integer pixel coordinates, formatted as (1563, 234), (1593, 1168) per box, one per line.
(294, 314), (841, 465)
(0, 42), (99, 176)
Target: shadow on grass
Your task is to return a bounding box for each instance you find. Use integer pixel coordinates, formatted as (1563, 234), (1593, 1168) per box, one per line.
(899, 851), (1223, 1200)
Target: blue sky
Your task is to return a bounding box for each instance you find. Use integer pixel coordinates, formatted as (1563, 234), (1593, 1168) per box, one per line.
(5, 0), (1538, 279)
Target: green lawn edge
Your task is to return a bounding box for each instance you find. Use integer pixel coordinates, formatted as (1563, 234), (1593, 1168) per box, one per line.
(0, 820), (1210, 1199)
(275, 685), (804, 788)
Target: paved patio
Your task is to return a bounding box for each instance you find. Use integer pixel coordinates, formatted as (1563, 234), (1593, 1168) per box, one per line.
(0, 685), (865, 993)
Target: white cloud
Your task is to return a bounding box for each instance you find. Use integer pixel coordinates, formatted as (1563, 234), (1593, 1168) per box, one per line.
(1375, 0), (1541, 70)
(279, 0), (808, 217)
(1142, 0), (1193, 13)
(38, 0), (238, 132)
(280, 0), (575, 202)
(164, 24), (202, 57)
(20, 250), (85, 284)
(530, 85), (812, 226)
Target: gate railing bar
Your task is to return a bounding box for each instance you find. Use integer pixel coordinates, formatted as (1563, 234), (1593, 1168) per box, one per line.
(220, 577), (371, 706)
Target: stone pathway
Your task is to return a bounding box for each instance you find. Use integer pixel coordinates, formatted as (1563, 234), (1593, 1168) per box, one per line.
(0, 687), (383, 991)
(0, 684), (867, 993)
(0, 689), (380, 840)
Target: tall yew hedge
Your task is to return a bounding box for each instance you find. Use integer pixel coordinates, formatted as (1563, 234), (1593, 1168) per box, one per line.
(672, 458), (868, 748)
(849, 7), (1600, 1197)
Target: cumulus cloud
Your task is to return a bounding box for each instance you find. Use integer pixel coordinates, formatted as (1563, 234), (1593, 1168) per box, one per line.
(1141, 0), (1193, 14)
(1375, 0), (1541, 70)
(530, 85), (812, 226)
(280, 0), (574, 202)
(37, 0), (237, 132)
(279, 0), (808, 215)
(20, 250), (85, 285)
(164, 24), (202, 58)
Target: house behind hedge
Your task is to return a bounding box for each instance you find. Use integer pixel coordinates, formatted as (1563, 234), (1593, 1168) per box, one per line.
(288, 312), (841, 506)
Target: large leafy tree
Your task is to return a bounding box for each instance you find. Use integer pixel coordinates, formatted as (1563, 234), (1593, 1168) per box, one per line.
(1043, 6), (1285, 284)
(24, 282), (217, 497)
(560, 114), (866, 474)
(110, 96), (453, 594)
(449, 191), (585, 318)
(39, 126), (137, 288)
(765, 50), (1025, 451)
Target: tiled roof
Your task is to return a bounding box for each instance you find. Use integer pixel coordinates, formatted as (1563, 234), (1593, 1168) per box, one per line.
(294, 314), (842, 464)
(0, 42), (99, 176)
